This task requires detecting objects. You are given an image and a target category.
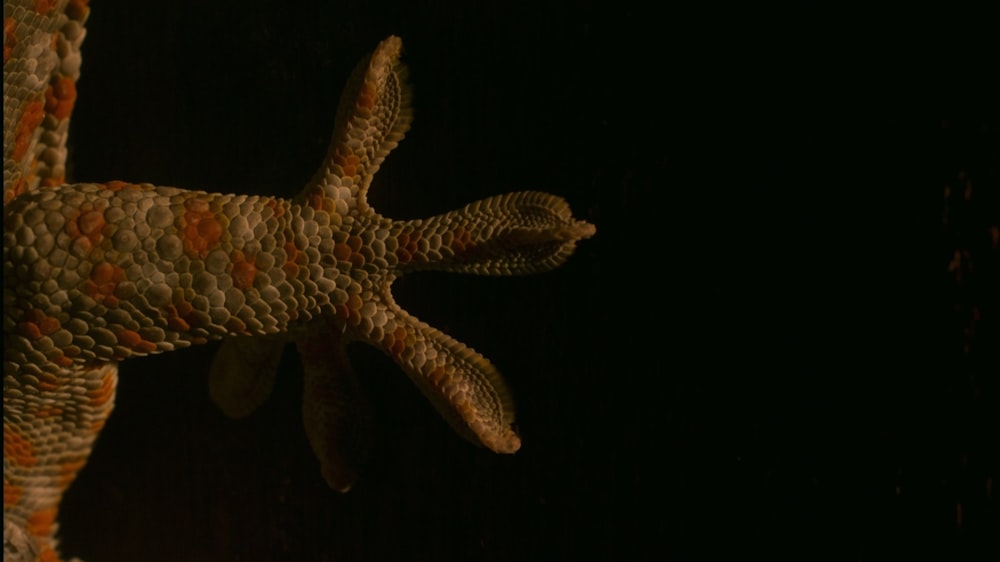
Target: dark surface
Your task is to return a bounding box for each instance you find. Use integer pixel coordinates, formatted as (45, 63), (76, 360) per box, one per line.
(52, 1), (996, 560)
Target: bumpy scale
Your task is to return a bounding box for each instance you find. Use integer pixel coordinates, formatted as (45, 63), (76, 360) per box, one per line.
(3, 1), (595, 560)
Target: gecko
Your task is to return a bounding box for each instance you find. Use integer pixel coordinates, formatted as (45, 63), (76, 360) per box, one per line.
(3, 1), (596, 560)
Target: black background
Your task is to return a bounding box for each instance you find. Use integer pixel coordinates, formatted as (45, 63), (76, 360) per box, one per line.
(50, 1), (996, 560)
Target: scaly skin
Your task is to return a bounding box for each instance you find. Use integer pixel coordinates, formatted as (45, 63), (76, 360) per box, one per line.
(3, 1), (595, 560)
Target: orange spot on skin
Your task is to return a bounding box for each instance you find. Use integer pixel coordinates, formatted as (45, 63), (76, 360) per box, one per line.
(332, 143), (361, 177)
(53, 355), (74, 368)
(58, 458), (87, 487)
(78, 210), (104, 235)
(66, 0), (90, 21)
(174, 297), (194, 318)
(163, 294), (196, 332)
(428, 365), (447, 385)
(83, 262), (124, 306)
(451, 226), (474, 254)
(264, 198), (285, 218)
(3, 18), (16, 64)
(345, 235), (366, 266)
(224, 317), (248, 334)
(395, 230), (422, 264)
(87, 369), (115, 408)
(181, 198), (224, 258)
(27, 507), (57, 538)
(231, 251), (257, 290)
(334, 303), (350, 320)
(115, 328), (156, 354)
(333, 242), (352, 262)
(3, 426), (37, 468)
(116, 330), (142, 347)
(357, 81), (377, 112)
(37, 374), (60, 392)
(6, 177), (26, 204)
(13, 99), (44, 162)
(104, 180), (140, 191)
(282, 239), (302, 278)
(384, 326), (408, 357)
(166, 312), (190, 332)
(4, 480), (22, 509)
(306, 188), (329, 212)
(65, 201), (107, 254)
(45, 76), (77, 120)
(34, 0), (60, 15)
(17, 308), (60, 340)
(34, 405), (64, 419)
(40, 174), (65, 188)
(346, 294), (363, 326)
(18, 321), (42, 340)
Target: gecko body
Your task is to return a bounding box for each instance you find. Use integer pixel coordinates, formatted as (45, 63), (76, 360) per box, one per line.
(3, 2), (594, 560)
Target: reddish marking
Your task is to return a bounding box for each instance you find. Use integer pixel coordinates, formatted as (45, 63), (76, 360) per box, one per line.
(346, 294), (363, 326)
(357, 80), (377, 112)
(395, 230), (422, 264)
(13, 99), (44, 162)
(224, 317), (248, 334)
(44, 76), (77, 120)
(164, 294), (195, 332)
(104, 180), (141, 192)
(333, 242), (352, 262)
(114, 328), (156, 354)
(332, 143), (361, 176)
(165, 308), (190, 332)
(58, 458), (86, 487)
(65, 202), (107, 253)
(231, 251), (257, 290)
(384, 326), (408, 357)
(87, 369), (115, 408)
(428, 365), (446, 386)
(3, 18), (15, 64)
(17, 308), (60, 341)
(18, 321), (42, 340)
(4, 480), (22, 509)
(78, 210), (104, 236)
(36, 372), (60, 392)
(264, 198), (285, 217)
(40, 174), (65, 188)
(34, 0), (59, 15)
(27, 507), (57, 539)
(66, 0), (91, 21)
(451, 226), (474, 254)
(6, 177), (26, 204)
(84, 262), (124, 306)
(39, 547), (61, 562)
(282, 239), (301, 278)
(3, 426), (37, 468)
(181, 198), (223, 258)
(334, 303), (350, 320)
(306, 188), (329, 212)
(53, 354), (74, 368)
(34, 405), (64, 419)
(347, 235), (366, 266)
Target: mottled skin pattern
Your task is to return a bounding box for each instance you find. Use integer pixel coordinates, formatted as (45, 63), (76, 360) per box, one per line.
(3, 1), (595, 560)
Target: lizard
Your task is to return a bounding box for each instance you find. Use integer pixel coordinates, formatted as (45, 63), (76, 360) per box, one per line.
(3, 1), (596, 560)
